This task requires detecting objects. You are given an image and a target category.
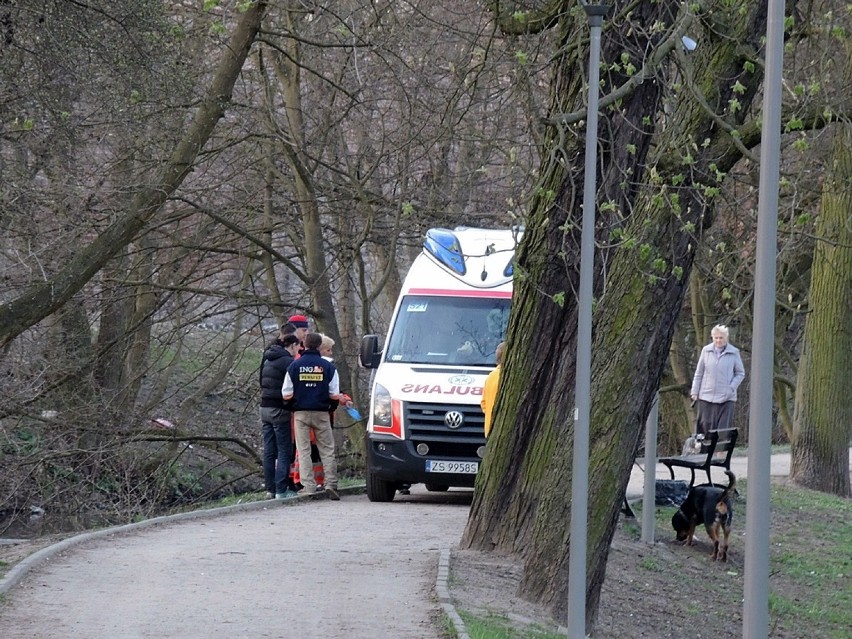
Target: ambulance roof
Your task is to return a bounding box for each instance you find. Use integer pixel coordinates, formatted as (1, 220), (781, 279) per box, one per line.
(403, 226), (523, 292)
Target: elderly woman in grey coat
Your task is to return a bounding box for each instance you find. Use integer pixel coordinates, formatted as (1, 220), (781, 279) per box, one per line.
(690, 324), (746, 436)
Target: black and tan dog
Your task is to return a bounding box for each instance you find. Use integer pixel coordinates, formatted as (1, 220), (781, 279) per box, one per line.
(671, 470), (736, 562)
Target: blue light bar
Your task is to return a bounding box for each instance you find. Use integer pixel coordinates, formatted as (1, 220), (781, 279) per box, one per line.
(423, 228), (466, 275)
(503, 257), (515, 277)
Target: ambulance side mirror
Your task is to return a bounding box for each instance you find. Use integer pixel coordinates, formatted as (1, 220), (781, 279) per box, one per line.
(359, 335), (382, 368)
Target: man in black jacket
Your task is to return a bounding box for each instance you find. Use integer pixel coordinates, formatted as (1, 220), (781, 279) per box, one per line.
(282, 332), (341, 500)
(259, 333), (301, 499)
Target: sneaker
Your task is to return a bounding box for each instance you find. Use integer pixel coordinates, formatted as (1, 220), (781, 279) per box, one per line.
(325, 487), (340, 501)
(275, 490), (299, 500)
(265, 491), (275, 500)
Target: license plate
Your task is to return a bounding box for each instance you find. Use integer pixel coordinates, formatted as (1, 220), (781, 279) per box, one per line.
(425, 460), (479, 474)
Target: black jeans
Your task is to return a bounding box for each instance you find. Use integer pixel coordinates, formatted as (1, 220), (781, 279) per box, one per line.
(260, 407), (294, 494)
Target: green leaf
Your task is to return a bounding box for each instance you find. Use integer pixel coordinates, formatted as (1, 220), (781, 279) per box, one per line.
(673, 265), (684, 281)
(792, 137), (809, 152)
(402, 201), (415, 217)
(732, 80), (746, 94)
(784, 117), (804, 132)
(553, 292), (565, 308)
(515, 50), (528, 65)
(203, 0), (219, 10)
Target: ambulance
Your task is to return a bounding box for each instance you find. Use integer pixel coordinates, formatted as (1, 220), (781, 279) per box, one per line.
(359, 226), (522, 501)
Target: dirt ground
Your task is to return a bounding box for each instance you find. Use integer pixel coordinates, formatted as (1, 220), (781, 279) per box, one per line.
(0, 477), (848, 639)
(449, 476), (850, 639)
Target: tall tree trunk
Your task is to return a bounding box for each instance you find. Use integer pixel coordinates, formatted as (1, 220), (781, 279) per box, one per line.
(463, 0), (770, 629)
(93, 249), (134, 396)
(790, 124), (852, 497)
(269, 5), (354, 426)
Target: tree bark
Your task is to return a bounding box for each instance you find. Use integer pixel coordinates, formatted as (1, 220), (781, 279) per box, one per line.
(463, 0), (771, 629)
(790, 124), (852, 497)
(0, 2), (270, 349)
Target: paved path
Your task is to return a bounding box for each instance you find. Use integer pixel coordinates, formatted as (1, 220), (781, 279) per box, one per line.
(626, 450), (852, 500)
(0, 488), (472, 639)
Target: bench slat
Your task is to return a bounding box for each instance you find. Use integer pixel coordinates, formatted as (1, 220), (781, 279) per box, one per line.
(658, 428), (738, 487)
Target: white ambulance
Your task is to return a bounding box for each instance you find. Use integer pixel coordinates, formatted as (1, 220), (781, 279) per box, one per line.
(359, 226), (522, 501)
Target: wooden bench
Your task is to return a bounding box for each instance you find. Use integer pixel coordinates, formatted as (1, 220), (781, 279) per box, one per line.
(658, 428), (738, 487)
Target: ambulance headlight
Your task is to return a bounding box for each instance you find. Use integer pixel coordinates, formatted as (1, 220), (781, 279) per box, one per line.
(372, 384), (392, 426)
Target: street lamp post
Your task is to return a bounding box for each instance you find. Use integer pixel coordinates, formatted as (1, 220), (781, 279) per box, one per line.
(743, 1), (784, 637)
(567, 3), (607, 638)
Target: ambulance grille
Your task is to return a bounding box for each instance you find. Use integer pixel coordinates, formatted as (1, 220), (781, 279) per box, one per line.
(404, 401), (485, 458)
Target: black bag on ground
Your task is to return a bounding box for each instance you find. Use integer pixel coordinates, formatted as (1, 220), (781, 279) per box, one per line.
(655, 479), (690, 506)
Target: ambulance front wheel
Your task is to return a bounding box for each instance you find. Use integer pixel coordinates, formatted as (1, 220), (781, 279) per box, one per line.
(366, 469), (396, 502)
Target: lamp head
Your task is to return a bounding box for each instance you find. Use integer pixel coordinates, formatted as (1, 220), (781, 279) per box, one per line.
(580, 1), (610, 18)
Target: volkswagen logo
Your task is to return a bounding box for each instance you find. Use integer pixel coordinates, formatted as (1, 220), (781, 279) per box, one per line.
(444, 410), (464, 429)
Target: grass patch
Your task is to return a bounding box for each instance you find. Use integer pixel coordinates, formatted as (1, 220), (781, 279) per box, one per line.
(459, 611), (563, 639)
(732, 443), (791, 457)
(767, 482), (852, 635)
(169, 478), (368, 514)
(629, 478), (851, 637)
(639, 556), (663, 572)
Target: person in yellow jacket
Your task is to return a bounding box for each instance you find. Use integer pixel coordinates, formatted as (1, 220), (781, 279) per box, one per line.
(481, 342), (505, 438)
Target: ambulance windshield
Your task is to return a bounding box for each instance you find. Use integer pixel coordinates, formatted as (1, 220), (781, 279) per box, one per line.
(384, 295), (510, 366)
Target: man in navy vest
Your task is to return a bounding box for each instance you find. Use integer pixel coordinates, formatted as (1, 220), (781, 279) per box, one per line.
(282, 332), (341, 500)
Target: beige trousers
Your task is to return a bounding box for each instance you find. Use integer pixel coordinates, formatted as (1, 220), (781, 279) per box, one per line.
(293, 410), (337, 493)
